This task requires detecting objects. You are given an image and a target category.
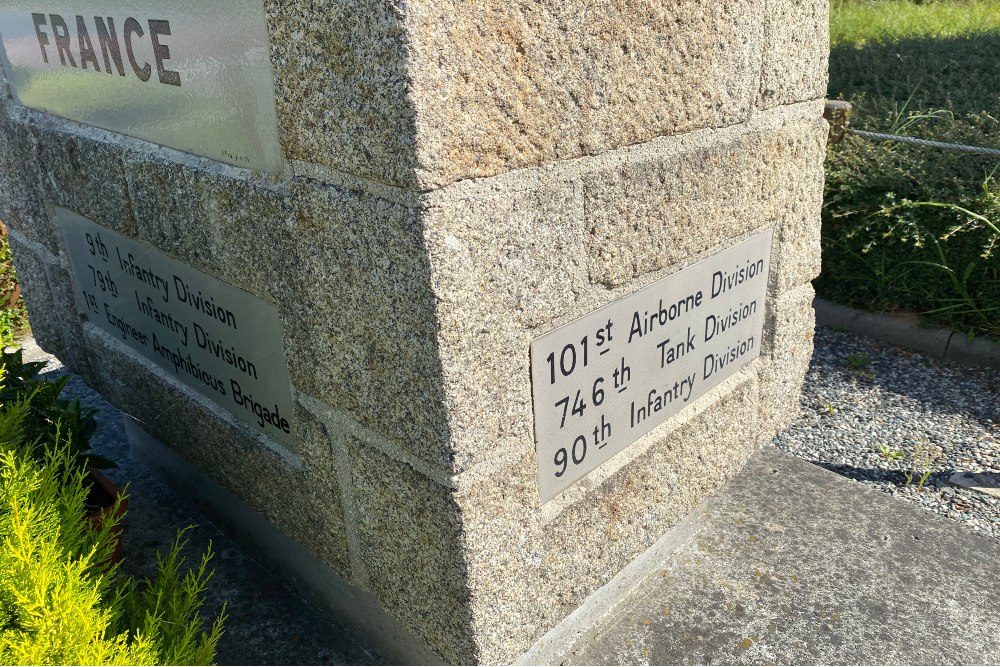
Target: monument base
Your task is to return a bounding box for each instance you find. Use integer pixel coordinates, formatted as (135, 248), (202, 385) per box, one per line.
(123, 416), (445, 666)
(128, 412), (737, 665)
(517, 498), (708, 664)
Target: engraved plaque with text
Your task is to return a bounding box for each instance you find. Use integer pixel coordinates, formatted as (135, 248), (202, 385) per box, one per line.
(57, 207), (295, 446)
(531, 230), (773, 502)
(0, 1), (282, 173)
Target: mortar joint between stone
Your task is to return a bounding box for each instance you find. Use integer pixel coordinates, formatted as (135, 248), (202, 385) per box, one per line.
(324, 424), (372, 591)
(297, 392), (455, 490)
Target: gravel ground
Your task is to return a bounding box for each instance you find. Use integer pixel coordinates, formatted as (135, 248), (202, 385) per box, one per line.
(773, 326), (1000, 542)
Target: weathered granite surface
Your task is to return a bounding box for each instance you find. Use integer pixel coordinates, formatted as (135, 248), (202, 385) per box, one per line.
(759, 0), (830, 109)
(406, 0), (763, 187)
(264, 0), (418, 188)
(258, 0), (828, 189)
(455, 372), (763, 662)
(0, 113), (61, 253)
(759, 284), (818, 435)
(79, 322), (354, 581)
(0, 1), (829, 662)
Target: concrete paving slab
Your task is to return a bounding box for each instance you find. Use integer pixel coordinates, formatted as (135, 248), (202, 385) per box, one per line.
(569, 447), (1000, 666)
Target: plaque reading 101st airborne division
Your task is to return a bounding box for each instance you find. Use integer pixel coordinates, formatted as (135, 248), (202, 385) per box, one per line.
(530, 230), (773, 502)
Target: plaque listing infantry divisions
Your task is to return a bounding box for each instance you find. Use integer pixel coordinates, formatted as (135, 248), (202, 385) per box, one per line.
(0, 0), (282, 173)
(531, 230), (773, 501)
(57, 208), (296, 447)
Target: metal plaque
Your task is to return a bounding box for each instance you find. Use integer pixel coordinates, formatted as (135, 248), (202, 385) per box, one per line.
(531, 230), (773, 502)
(56, 207), (295, 446)
(0, 1), (282, 173)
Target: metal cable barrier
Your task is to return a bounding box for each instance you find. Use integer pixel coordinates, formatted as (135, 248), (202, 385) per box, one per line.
(851, 129), (1000, 158)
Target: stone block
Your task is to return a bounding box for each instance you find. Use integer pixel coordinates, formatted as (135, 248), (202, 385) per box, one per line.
(771, 117), (827, 292)
(773, 210), (822, 295)
(263, 0), (418, 188)
(124, 154), (297, 302)
(583, 115), (824, 288)
(0, 115), (60, 254)
(0, 63), (9, 101)
(52, 321), (95, 386)
(6, 233), (64, 358)
(758, 284), (816, 435)
(41, 258), (94, 380)
(263, 0), (766, 189)
(37, 124), (135, 238)
(286, 183), (451, 468)
(407, 0), (763, 187)
(758, 0), (830, 109)
(346, 438), (476, 664)
(82, 325), (352, 579)
(583, 130), (766, 288)
(422, 174), (587, 472)
(768, 283), (817, 366)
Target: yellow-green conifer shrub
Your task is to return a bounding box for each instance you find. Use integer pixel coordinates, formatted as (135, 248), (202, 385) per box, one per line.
(0, 379), (225, 665)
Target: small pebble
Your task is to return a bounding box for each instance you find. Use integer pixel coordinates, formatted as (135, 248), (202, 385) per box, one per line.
(773, 327), (999, 543)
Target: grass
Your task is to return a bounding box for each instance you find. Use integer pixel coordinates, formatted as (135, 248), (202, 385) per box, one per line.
(821, 0), (1000, 337)
(0, 224), (28, 348)
(831, 0), (1000, 46)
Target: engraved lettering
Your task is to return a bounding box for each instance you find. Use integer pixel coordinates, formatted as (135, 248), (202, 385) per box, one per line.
(123, 17), (150, 81)
(530, 231), (773, 502)
(3, 3), (281, 171)
(57, 211), (296, 446)
(75, 15), (100, 71)
(31, 13), (49, 63)
(49, 13), (75, 67)
(93, 17), (125, 76)
(147, 20), (180, 86)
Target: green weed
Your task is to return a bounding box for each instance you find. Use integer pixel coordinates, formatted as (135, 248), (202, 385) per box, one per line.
(878, 443), (905, 461)
(903, 441), (945, 489)
(877, 440), (944, 489)
(843, 353), (874, 378)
